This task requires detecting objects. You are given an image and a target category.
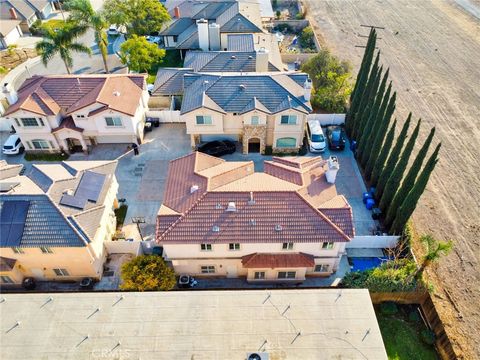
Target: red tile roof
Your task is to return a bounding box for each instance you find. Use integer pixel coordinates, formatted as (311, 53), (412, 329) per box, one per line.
(51, 116), (84, 133)
(242, 252), (315, 268)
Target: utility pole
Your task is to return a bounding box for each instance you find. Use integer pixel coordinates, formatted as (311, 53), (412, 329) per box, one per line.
(356, 24), (385, 48)
(131, 217), (145, 241)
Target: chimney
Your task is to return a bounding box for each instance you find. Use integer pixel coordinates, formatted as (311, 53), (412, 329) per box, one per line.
(208, 23), (220, 51)
(226, 202), (237, 212)
(2, 83), (18, 105)
(196, 19), (209, 51)
(325, 156), (340, 184)
(174, 6), (180, 18)
(304, 77), (312, 102)
(255, 47), (269, 72)
(9, 7), (17, 20)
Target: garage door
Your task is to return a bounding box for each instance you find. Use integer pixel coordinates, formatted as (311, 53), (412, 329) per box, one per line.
(95, 135), (135, 144)
(200, 134), (239, 142)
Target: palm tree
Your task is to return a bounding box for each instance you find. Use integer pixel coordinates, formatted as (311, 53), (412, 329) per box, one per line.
(66, 0), (109, 73)
(36, 23), (91, 74)
(415, 235), (453, 280)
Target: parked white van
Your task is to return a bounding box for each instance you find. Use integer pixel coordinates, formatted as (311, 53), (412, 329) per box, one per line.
(2, 134), (24, 155)
(306, 120), (326, 152)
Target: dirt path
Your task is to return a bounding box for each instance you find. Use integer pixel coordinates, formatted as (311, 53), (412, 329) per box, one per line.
(302, 0), (480, 358)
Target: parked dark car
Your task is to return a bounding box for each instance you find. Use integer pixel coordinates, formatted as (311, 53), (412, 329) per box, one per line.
(197, 140), (236, 157)
(79, 277), (94, 290)
(326, 126), (346, 150)
(152, 246), (163, 256)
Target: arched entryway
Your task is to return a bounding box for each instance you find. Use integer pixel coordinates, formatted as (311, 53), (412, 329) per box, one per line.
(248, 137), (261, 153)
(66, 138), (83, 153)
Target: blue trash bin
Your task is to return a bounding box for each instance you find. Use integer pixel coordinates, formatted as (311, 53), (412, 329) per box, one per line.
(362, 192), (372, 204)
(350, 140), (357, 152)
(366, 198), (375, 210)
(370, 187), (376, 196)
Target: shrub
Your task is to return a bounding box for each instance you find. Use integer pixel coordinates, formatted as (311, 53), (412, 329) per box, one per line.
(408, 310), (421, 323)
(420, 329), (436, 345)
(380, 302), (398, 315)
(299, 26), (315, 50)
(120, 255), (176, 291)
(264, 146), (273, 155)
(276, 10), (281, 19)
(295, 13), (305, 20)
(29, 19), (43, 36)
(24, 152), (69, 162)
(273, 23), (293, 33)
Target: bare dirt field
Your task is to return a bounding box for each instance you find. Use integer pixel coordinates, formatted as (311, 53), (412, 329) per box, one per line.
(302, 0), (480, 358)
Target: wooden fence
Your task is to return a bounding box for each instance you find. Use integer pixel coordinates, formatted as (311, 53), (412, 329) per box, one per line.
(370, 291), (457, 359)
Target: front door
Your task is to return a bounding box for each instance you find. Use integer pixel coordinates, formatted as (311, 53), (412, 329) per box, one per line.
(226, 266), (238, 278)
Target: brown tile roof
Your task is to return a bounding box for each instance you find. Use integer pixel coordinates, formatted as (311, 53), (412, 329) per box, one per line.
(0, 256), (16, 271)
(318, 207), (355, 238)
(4, 74), (146, 117)
(241, 252), (315, 268)
(264, 161), (304, 186)
(51, 116), (84, 133)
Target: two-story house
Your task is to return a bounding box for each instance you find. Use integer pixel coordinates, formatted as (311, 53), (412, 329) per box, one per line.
(181, 72), (312, 154)
(0, 159), (118, 285)
(156, 152), (354, 283)
(2, 74), (149, 153)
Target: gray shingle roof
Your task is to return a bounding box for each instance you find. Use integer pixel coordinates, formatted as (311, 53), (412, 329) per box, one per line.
(0, 195), (89, 247)
(159, 18), (194, 36)
(221, 13), (262, 33)
(227, 34), (254, 52)
(181, 73), (312, 115)
(152, 68), (193, 96)
(191, 1), (235, 20)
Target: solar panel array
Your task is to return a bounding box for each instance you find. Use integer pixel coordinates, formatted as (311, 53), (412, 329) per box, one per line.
(59, 171), (106, 209)
(0, 200), (30, 246)
(59, 194), (87, 209)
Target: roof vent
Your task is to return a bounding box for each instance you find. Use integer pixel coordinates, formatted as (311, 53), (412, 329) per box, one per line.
(248, 55), (253, 59)
(250, 219), (256, 226)
(239, 84), (246, 90)
(275, 224), (283, 232)
(215, 203), (222, 209)
(248, 192), (255, 205)
(231, 55), (236, 59)
(190, 184), (199, 194)
(212, 225), (220, 232)
(64, 189), (74, 196)
(113, 91), (121, 96)
(226, 202), (236, 212)
(204, 80), (209, 85)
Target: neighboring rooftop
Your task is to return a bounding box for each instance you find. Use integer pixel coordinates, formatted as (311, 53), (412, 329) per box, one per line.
(0, 160), (117, 248)
(0, 0), (36, 21)
(0, 289), (388, 359)
(0, 19), (21, 36)
(156, 152), (353, 245)
(4, 74), (146, 117)
(181, 72), (312, 115)
(151, 68), (193, 96)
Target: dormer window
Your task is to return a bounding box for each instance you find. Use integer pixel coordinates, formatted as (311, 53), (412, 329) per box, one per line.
(20, 117), (42, 127)
(76, 114), (86, 118)
(196, 115), (212, 125)
(280, 115), (297, 125)
(251, 115), (259, 125)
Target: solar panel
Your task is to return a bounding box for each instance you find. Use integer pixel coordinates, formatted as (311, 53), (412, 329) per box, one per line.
(59, 194), (87, 209)
(75, 171), (106, 202)
(0, 200), (30, 247)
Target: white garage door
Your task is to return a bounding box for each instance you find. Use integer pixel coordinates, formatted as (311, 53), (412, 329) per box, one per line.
(95, 135), (135, 144)
(200, 134), (239, 142)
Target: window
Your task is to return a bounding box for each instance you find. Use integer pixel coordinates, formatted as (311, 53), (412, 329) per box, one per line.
(31, 140), (50, 149)
(20, 118), (39, 126)
(282, 242), (294, 250)
(280, 115), (297, 125)
(12, 247), (24, 254)
(53, 268), (69, 276)
(200, 243), (212, 251)
(251, 115), (259, 125)
(229, 243), (240, 251)
(314, 264), (330, 272)
(76, 114), (86, 118)
(254, 271), (266, 280)
(0, 276), (14, 284)
(201, 265), (215, 274)
(278, 271), (296, 279)
(276, 137), (296, 148)
(40, 247), (53, 254)
(38, 118), (45, 126)
(196, 115), (212, 125)
(322, 242), (334, 250)
(105, 117), (122, 127)
(14, 118), (20, 127)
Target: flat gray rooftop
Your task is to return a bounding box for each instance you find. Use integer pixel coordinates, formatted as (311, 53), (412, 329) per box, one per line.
(0, 289), (387, 359)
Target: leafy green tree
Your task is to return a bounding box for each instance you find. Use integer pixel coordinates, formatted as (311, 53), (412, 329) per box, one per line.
(119, 35), (166, 72)
(414, 235), (453, 280)
(120, 255), (176, 291)
(66, 0), (110, 73)
(299, 26), (315, 50)
(360, 90), (396, 167)
(35, 22), (91, 74)
(301, 49), (352, 113)
(103, 0), (170, 36)
(384, 127), (436, 228)
(375, 113), (411, 200)
(379, 119), (421, 212)
(368, 119), (396, 182)
(390, 143), (441, 234)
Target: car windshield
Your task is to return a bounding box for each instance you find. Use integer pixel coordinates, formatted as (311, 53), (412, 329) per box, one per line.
(332, 130), (341, 141)
(3, 145), (13, 149)
(312, 134), (324, 142)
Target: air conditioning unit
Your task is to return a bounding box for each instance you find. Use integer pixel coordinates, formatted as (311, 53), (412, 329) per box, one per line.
(246, 353), (269, 360)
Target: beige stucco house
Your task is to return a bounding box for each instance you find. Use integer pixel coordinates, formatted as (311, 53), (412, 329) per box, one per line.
(2, 74), (149, 153)
(181, 72), (312, 154)
(0, 160), (118, 285)
(156, 152), (353, 283)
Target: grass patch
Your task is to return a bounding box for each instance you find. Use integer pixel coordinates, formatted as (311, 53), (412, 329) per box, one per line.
(24, 152), (69, 162)
(147, 74), (156, 84)
(41, 19), (69, 32)
(376, 306), (438, 360)
(150, 49), (183, 75)
(114, 204), (128, 229)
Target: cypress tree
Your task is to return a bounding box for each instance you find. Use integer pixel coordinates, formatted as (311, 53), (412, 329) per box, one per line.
(368, 119), (397, 183)
(390, 143), (441, 235)
(349, 28), (376, 105)
(347, 29), (377, 136)
(379, 119), (421, 213)
(361, 91), (396, 168)
(385, 127), (436, 228)
(375, 113), (412, 201)
(351, 53), (380, 140)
